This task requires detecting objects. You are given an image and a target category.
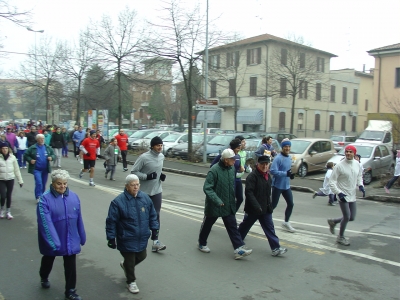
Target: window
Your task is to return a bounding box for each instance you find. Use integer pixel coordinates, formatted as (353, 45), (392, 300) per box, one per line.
(321, 141), (332, 152)
(210, 81), (217, 98)
(226, 51), (239, 67)
(329, 115), (334, 131)
(298, 113), (304, 119)
(249, 77), (257, 96)
(315, 114), (320, 131)
(316, 83), (321, 101)
(379, 145), (390, 157)
(299, 81), (308, 99)
(210, 55), (220, 69)
(281, 48), (287, 65)
(229, 79), (236, 96)
(353, 89), (358, 105)
(351, 116), (357, 132)
(365, 99), (368, 111)
(280, 78), (287, 97)
(279, 112), (286, 130)
(342, 87), (347, 103)
(383, 132), (391, 143)
(317, 57), (325, 72)
(341, 115), (346, 131)
(330, 85), (335, 102)
(247, 48), (261, 65)
(299, 53), (305, 68)
(396, 68), (400, 87)
(139, 108), (144, 119)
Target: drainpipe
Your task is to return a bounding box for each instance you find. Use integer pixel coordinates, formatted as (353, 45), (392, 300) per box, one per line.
(377, 52), (382, 113)
(264, 43), (269, 132)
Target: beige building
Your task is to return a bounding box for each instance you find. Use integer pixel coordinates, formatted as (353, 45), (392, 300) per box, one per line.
(367, 43), (400, 113)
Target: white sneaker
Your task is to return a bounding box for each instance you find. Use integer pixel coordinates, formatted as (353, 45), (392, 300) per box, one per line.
(234, 246), (252, 260)
(79, 159), (83, 164)
(281, 222), (296, 233)
(0, 209), (4, 219)
(197, 243), (211, 253)
(89, 182), (95, 186)
(76, 154), (79, 160)
(127, 281), (139, 294)
(6, 212), (13, 220)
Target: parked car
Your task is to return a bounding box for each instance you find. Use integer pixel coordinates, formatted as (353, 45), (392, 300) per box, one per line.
(127, 129), (158, 149)
(327, 143), (395, 185)
(264, 132), (297, 143)
(330, 135), (357, 151)
(131, 131), (175, 150)
(162, 132), (189, 157)
(170, 134), (216, 160)
(289, 138), (336, 177)
(244, 139), (281, 161)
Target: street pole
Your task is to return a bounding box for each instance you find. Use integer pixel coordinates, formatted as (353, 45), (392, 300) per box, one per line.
(27, 27), (44, 122)
(202, 0), (209, 164)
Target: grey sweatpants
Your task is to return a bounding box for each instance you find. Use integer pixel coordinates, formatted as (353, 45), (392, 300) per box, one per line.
(333, 201), (357, 237)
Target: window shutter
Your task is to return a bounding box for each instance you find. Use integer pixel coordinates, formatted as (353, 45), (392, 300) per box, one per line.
(329, 115), (334, 131)
(279, 112), (286, 130)
(257, 47), (261, 64)
(321, 58), (325, 72)
(316, 83), (321, 100)
(315, 114), (320, 131)
(353, 89), (358, 104)
(300, 53), (305, 68)
(217, 55), (220, 69)
(365, 99), (368, 111)
(330, 85), (335, 102)
(226, 52), (230, 67)
(247, 49), (250, 65)
(342, 87), (347, 103)
(352, 116), (357, 132)
(235, 51), (239, 67)
(341, 116), (346, 131)
(304, 81), (308, 99)
(280, 78), (287, 97)
(281, 48), (287, 65)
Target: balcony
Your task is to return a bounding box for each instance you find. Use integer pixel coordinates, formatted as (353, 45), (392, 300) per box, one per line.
(218, 96), (240, 107)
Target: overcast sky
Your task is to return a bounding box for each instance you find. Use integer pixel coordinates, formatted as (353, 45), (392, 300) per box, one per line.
(1, 0), (399, 77)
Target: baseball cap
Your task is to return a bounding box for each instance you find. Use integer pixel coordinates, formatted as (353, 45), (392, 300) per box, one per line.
(221, 148), (235, 159)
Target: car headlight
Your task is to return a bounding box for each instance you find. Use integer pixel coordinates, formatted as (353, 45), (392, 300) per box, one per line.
(209, 152), (219, 157)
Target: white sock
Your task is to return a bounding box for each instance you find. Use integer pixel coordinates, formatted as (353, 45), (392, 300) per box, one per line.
(90, 178), (93, 182)
(153, 240), (158, 244)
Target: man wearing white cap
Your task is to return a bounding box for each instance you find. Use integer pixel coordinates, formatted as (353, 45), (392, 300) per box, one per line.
(198, 148), (252, 260)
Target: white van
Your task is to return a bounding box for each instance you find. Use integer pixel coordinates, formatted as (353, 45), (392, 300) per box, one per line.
(356, 120), (393, 151)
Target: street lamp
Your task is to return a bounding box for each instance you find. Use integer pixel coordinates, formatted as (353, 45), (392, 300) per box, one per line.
(26, 27), (44, 122)
(304, 107), (309, 137)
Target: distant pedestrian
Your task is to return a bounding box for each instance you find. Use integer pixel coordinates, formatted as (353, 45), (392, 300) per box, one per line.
(5, 126), (17, 153)
(0, 141), (23, 220)
(238, 155), (287, 256)
(104, 138), (121, 181)
(327, 145), (364, 246)
(24, 134), (56, 203)
(115, 128), (129, 171)
(384, 150), (400, 193)
(106, 174), (159, 294)
(254, 136), (277, 160)
(312, 162), (336, 205)
(50, 127), (66, 168)
(16, 131), (28, 168)
(26, 126), (38, 147)
(72, 126), (85, 164)
(130, 136), (167, 252)
(198, 148), (253, 260)
(78, 130), (100, 186)
(37, 169), (86, 300)
(61, 127), (70, 158)
(270, 138), (296, 233)
(43, 130), (52, 146)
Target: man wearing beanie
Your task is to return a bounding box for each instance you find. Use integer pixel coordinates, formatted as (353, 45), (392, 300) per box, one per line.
(327, 145), (364, 246)
(130, 136), (167, 252)
(78, 130), (100, 186)
(270, 138), (296, 233)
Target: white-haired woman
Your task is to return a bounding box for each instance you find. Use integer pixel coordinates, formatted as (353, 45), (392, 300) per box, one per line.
(37, 169), (86, 300)
(24, 134), (56, 203)
(0, 140), (23, 219)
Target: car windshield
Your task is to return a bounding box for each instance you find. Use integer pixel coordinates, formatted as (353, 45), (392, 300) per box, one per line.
(192, 135), (204, 143)
(330, 136), (343, 142)
(245, 140), (260, 151)
(143, 131), (164, 139)
(358, 131), (384, 141)
(208, 135), (234, 146)
(163, 134), (181, 142)
(338, 145), (373, 158)
(289, 140), (312, 154)
(130, 131), (153, 138)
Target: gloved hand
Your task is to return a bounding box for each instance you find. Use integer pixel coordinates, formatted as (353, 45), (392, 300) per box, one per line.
(338, 193), (347, 202)
(287, 170), (295, 179)
(107, 239), (116, 249)
(85, 152), (90, 157)
(20, 183), (23, 188)
(359, 186), (365, 197)
(146, 172), (157, 180)
(160, 173), (166, 181)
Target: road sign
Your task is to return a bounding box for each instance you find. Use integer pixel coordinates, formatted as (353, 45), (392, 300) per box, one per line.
(195, 104), (219, 110)
(196, 99), (218, 105)
(146, 114), (151, 120)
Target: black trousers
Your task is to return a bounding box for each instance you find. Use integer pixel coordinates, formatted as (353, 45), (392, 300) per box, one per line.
(39, 254), (77, 293)
(121, 150), (128, 169)
(0, 179), (14, 208)
(120, 250), (147, 283)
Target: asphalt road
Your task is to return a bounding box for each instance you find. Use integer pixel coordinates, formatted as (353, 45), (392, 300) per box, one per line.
(0, 156), (399, 299)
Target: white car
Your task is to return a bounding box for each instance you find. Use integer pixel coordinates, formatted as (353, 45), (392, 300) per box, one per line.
(131, 131), (174, 150)
(162, 133), (189, 157)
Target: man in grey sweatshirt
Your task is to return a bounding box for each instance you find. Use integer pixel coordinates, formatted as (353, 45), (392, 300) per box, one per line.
(131, 136), (167, 253)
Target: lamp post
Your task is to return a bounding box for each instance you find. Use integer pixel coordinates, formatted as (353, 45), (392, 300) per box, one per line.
(304, 107), (309, 137)
(26, 27), (44, 122)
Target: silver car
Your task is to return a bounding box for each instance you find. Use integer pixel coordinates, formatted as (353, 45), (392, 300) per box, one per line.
(327, 143), (395, 185)
(330, 135), (357, 151)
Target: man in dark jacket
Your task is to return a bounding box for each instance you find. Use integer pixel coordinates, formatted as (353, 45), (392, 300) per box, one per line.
(238, 155), (287, 256)
(198, 148), (252, 260)
(50, 127), (66, 168)
(26, 126), (38, 147)
(106, 174), (159, 295)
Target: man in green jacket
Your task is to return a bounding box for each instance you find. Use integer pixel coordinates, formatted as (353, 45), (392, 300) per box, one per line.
(24, 134), (56, 203)
(197, 148), (252, 260)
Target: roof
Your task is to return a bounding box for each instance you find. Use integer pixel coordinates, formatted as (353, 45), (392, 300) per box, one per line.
(206, 33), (337, 57)
(367, 43), (400, 55)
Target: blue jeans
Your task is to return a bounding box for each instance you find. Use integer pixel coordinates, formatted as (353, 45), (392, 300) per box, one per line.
(62, 145), (69, 157)
(17, 150), (26, 167)
(271, 187), (294, 222)
(33, 169), (48, 199)
(386, 176), (399, 189)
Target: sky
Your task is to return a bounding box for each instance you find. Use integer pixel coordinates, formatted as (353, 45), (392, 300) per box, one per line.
(1, 0), (399, 77)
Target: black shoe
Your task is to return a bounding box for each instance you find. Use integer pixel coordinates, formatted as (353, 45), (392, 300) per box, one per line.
(41, 278), (50, 289)
(123, 168), (128, 172)
(65, 289), (82, 300)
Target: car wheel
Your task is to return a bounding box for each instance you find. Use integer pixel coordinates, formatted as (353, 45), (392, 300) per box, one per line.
(363, 171), (372, 185)
(298, 163), (308, 177)
(166, 148), (173, 157)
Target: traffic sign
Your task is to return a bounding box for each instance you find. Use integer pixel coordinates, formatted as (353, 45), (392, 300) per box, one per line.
(195, 104), (219, 110)
(196, 99), (218, 105)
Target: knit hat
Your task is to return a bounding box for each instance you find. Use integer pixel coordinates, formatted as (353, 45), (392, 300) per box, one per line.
(281, 138), (291, 148)
(221, 148), (235, 159)
(0, 141), (9, 148)
(345, 145), (357, 155)
(90, 130), (96, 135)
(151, 136), (163, 147)
(257, 155), (270, 164)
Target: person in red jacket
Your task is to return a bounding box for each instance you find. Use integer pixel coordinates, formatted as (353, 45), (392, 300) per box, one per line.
(115, 128), (129, 171)
(78, 130), (100, 186)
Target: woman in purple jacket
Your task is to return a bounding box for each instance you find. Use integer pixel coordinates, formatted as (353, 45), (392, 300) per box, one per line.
(37, 169), (86, 300)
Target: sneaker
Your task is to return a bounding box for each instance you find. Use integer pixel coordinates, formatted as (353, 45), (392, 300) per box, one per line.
(57, 165), (61, 168)
(0, 209), (4, 219)
(120, 261), (127, 278)
(271, 247), (287, 256)
(127, 281), (139, 294)
(89, 182), (95, 186)
(65, 289), (82, 300)
(152, 240), (166, 252)
(336, 236), (350, 246)
(197, 243), (211, 253)
(41, 278), (50, 289)
(23, 166), (27, 168)
(110, 178), (115, 181)
(327, 219), (336, 234)
(76, 155), (79, 160)
(281, 222), (296, 233)
(328, 202), (336, 206)
(123, 168), (128, 172)
(234, 246), (252, 260)
(105, 172), (108, 179)
(384, 186), (390, 194)
(312, 192), (317, 199)
(6, 212), (13, 220)
(79, 171), (83, 178)
(79, 159), (83, 165)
